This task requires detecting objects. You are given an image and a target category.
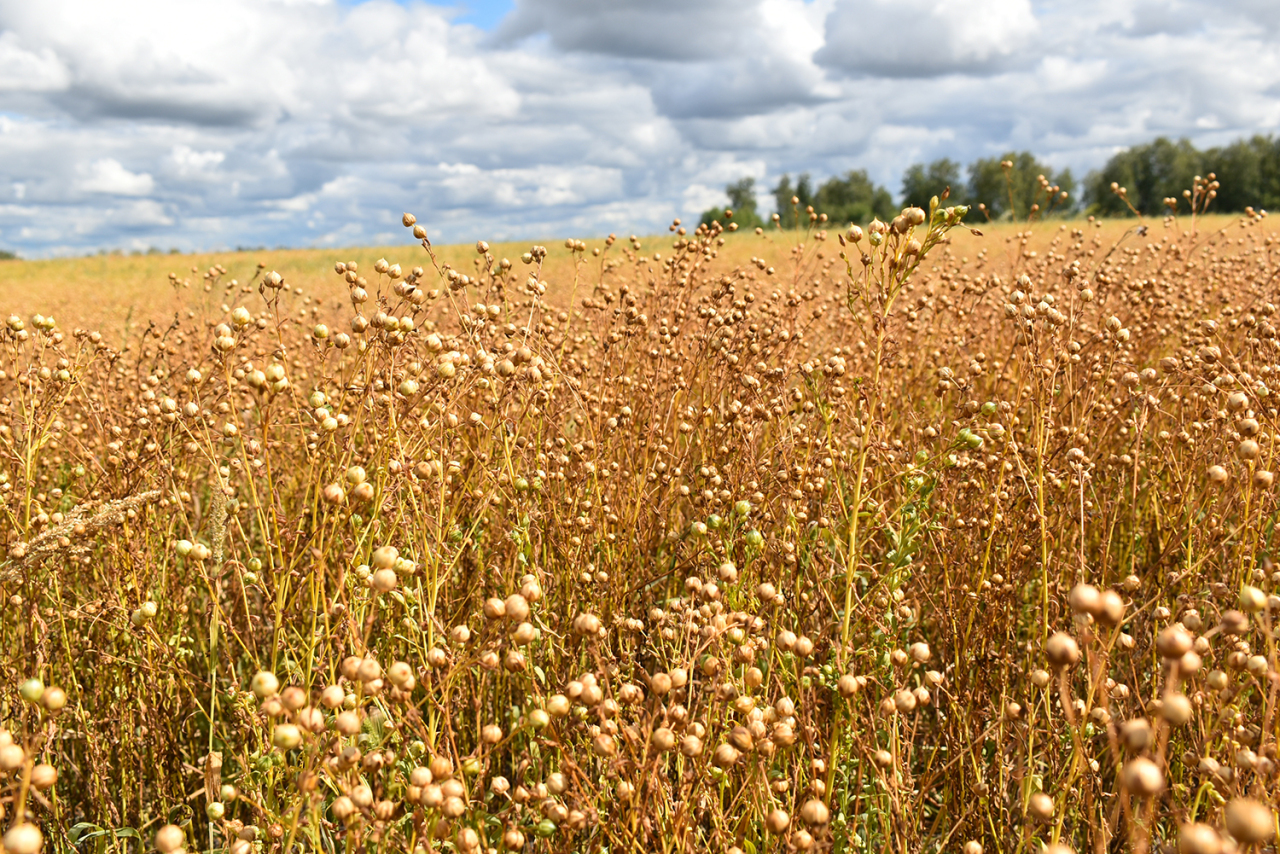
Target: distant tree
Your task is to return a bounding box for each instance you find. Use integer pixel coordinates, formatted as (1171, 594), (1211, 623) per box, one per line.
(772, 173), (815, 227)
(1083, 138), (1203, 216)
(1201, 135), (1280, 214)
(0, 250), (17, 261)
(901, 158), (967, 209)
(813, 170), (895, 227)
(701, 176), (765, 230)
(968, 151), (1076, 220)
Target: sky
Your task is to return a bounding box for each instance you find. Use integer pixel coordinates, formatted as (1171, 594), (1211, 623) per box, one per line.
(0, 0), (1278, 257)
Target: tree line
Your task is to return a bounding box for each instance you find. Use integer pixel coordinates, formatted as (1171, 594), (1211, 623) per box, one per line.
(700, 133), (1280, 228)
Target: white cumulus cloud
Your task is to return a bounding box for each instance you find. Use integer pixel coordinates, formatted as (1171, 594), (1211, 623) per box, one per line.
(79, 159), (155, 196)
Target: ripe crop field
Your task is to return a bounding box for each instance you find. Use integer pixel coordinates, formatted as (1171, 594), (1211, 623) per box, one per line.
(0, 204), (1278, 854)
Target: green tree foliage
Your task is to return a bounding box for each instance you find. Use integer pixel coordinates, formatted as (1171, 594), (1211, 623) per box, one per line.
(700, 176), (765, 230)
(772, 173), (814, 228)
(0, 250), (17, 261)
(1084, 135), (1280, 216)
(1210, 136), (1280, 213)
(1083, 138), (1203, 216)
(967, 151), (1075, 220)
(813, 170), (895, 227)
(901, 158), (967, 208)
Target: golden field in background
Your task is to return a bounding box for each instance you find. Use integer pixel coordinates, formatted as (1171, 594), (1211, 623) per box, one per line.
(0, 216), (1237, 327)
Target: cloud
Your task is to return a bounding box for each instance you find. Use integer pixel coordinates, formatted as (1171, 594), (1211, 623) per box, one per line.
(79, 159), (156, 196)
(817, 0), (1039, 77)
(0, 0), (1276, 257)
(0, 32), (69, 92)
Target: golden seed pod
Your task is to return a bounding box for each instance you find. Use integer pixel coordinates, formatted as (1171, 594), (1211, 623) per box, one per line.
(800, 799), (829, 825)
(1045, 632), (1080, 668)
(1068, 583), (1101, 616)
(2, 824), (41, 854)
(331, 795), (355, 820)
(1161, 692), (1193, 726)
(1119, 718), (1151, 752)
(504, 593), (530, 622)
(1097, 590), (1126, 626)
(154, 824), (185, 854)
(250, 670), (279, 699)
(712, 743), (739, 767)
(765, 809), (790, 834)
(429, 755), (453, 780)
(1027, 792), (1054, 821)
(1225, 798), (1274, 843)
(1120, 757), (1164, 796)
(893, 689), (917, 713)
(0, 742), (25, 772)
(371, 568), (396, 592)
(29, 764), (57, 790)
(272, 724), (302, 750)
(1156, 625), (1193, 658)
(963, 842), (984, 854)
(1239, 585), (1267, 613)
(1177, 823), (1222, 854)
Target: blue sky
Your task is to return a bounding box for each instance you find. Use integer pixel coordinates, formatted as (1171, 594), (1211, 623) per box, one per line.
(348, 0), (515, 30)
(443, 0), (514, 30)
(0, 0), (1278, 256)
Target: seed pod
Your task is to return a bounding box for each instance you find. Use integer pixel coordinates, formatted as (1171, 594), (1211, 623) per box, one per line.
(1177, 823), (1222, 854)
(250, 671), (279, 699)
(800, 799), (830, 825)
(1161, 692), (1193, 726)
(155, 825), (185, 854)
(1121, 757), (1164, 795)
(712, 743), (739, 768)
(1045, 632), (1080, 668)
(1156, 626), (1193, 658)
(1239, 585), (1267, 613)
(1027, 792), (1054, 821)
(2, 823), (42, 854)
(504, 593), (530, 622)
(1119, 718), (1152, 752)
(1068, 584), (1102, 616)
(1225, 798), (1274, 843)
(362, 566), (394, 594)
(1097, 590), (1125, 626)
(765, 809), (790, 834)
